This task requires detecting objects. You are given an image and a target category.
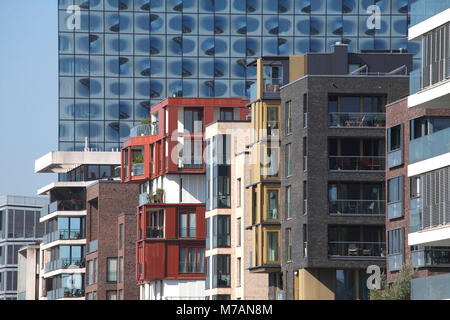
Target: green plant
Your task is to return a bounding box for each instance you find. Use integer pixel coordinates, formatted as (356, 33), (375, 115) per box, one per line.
(132, 154), (144, 164)
(370, 264), (417, 300)
(141, 118), (151, 125)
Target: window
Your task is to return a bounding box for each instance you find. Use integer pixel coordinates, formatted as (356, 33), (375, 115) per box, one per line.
(206, 218), (210, 250)
(119, 224), (123, 250)
(237, 258), (242, 287)
(286, 101), (292, 134)
(184, 108), (203, 133)
(106, 258), (117, 282)
(303, 181), (307, 215)
(286, 186), (292, 219)
(88, 260), (93, 285)
(286, 144), (292, 177)
(388, 125), (401, 152)
(410, 177), (421, 198)
(388, 228), (404, 255)
(179, 248), (204, 273)
(237, 178), (241, 207)
(303, 94), (308, 128)
(303, 224), (308, 257)
(303, 137), (307, 171)
(213, 215), (230, 248)
(263, 65), (283, 93)
(118, 290), (123, 300)
(237, 218), (241, 247)
(119, 257), (124, 283)
(179, 212), (196, 238)
(106, 291), (117, 300)
(267, 190), (279, 220)
(205, 257), (210, 289)
(286, 228), (292, 262)
(220, 108), (233, 121)
(388, 176), (403, 204)
(94, 258), (98, 283)
(265, 147), (279, 177)
(267, 232), (279, 262)
(212, 254), (230, 288)
(267, 106), (279, 137)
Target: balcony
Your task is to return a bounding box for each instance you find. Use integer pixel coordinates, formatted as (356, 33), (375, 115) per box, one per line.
(40, 200), (85, 218)
(329, 156), (385, 171)
(329, 200), (385, 216)
(328, 112), (385, 128)
(47, 287), (84, 300)
(263, 78), (282, 99)
(388, 253), (403, 271)
(411, 248), (450, 268)
(387, 149), (403, 168)
(387, 201), (403, 219)
(410, 127), (450, 163)
(130, 124), (151, 137)
(146, 226), (164, 239)
(411, 273), (450, 300)
(328, 241), (385, 258)
(43, 229), (84, 244)
(45, 258), (85, 273)
(131, 163), (144, 176)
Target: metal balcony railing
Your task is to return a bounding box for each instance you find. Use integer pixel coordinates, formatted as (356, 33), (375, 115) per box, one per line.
(146, 226), (164, 239)
(328, 112), (385, 128)
(45, 258), (85, 273)
(43, 229), (84, 244)
(411, 248), (450, 268)
(40, 200), (85, 218)
(130, 124), (151, 137)
(328, 241), (385, 258)
(329, 200), (385, 215)
(131, 163), (144, 176)
(329, 156), (385, 171)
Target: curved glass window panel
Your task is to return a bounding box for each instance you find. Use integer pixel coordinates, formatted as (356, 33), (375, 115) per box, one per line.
(150, 58), (166, 77)
(214, 37), (229, 57)
(60, 56), (75, 75)
(296, 16), (310, 36)
(407, 40), (420, 58)
(105, 78), (120, 98)
(375, 16), (390, 36)
(118, 101), (132, 120)
(182, 80), (198, 97)
(150, 14), (165, 34)
(150, 80), (165, 99)
(90, 55), (104, 76)
(134, 0), (164, 11)
(106, 121), (120, 141)
(75, 100), (90, 119)
(105, 13), (120, 33)
(199, 58), (215, 77)
(310, 16), (325, 36)
(168, 58), (182, 77)
(105, 143), (119, 151)
(247, 0), (261, 13)
(199, 15), (214, 35)
(296, 0), (310, 14)
(200, 79), (214, 97)
(183, 58), (197, 77)
(214, 59), (229, 78)
(231, 37), (245, 56)
(278, 38), (293, 55)
(232, 0), (246, 12)
(135, 100), (151, 120)
(119, 79), (133, 99)
(88, 0), (103, 10)
(327, 37), (343, 52)
(392, 15), (407, 37)
(245, 80), (256, 97)
(168, 79), (183, 97)
(183, 15), (197, 34)
(328, 16), (344, 36)
(119, 34), (133, 54)
(89, 78), (104, 98)
(75, 121), (90, 141)
(263, 0), (277, 13)
(247, 64), (256, 78)
(74, 143), (88, 151)
(361, 0), (389, 14)
(105, 34), (120, 53)
(59, 33), (74, 53)
(278, 16), (293, 36)
(231, 58), (247, 78)
(183, 0), (198, 13)
(246, 37), (261, 57)
(278, 0), (293, 14)
(89, 34), (104, 54)
(374, 37), (389, 50)
(119, 122), (133, 141)
(214, 16), (230, 36)
(60, 121), (75, 142)
(89, 11), (104, 32)
(200, 37), (216, 56)
(168, 36), (183, 56)
(263, 37), (278, 55)
(231, 80), (246, 97)
(264, 16), (279, 36)
(168, 0), (183, 12)
(76, 78), (91, 98)
(311, 0), (325, 13)
(60, 142), (75, 151)
(359, 15), (375, 36)
(59, 0), (73, 9)
(59, 10), (73, 32)
(327, 0), (342, 13)
(150, 36), (165, 55)
(75, 56), (90, 75)
(90, 100), (104, 120)
(200, 0), (229, 12)
(106, 56), (119, 76)
(392, 0), (408, 14)
(167, 14), (182, 34)
(119, 12), (133, 33)
(119, 56), (133, 76)
(106, 0), (132, 10)
(135, 35), (150, 54)
(247, 16), (261, 35)
(359, 37), (374, 51)
(90, 122), (105, 142)
(343, 0), (357, 13)
(343, 15), (358, 36)
(60, 99), (75, 120)
(310, 38), (325, 52)
(134, 13), (150, 33)
(105, 100), (119, 120)
(60, 77), (75, 98)
(135, 79), (150, 99)
(78, 12), (90, 32)
(342, 37), (357, 52)
(75, 34), (90, 54)
(212, 80), (229, 97)
(135, 57), (150, 77)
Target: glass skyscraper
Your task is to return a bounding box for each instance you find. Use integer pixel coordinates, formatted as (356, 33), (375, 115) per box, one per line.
(58, 0), (409, 151)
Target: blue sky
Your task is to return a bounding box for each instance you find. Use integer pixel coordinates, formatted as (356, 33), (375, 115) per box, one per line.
(0, 1), (57, 197)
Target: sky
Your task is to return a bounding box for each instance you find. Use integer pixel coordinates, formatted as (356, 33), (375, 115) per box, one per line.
(0, 1), (58, 198)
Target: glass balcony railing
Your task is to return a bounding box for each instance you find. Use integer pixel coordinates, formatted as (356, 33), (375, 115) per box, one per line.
(410, 68), (421, 95)
(328, 112), (385, 128)
(387, 149), (403, 168)
(47, 287), (85, 300)
(388, 254), (403, 271)
(328, 241), (385, 258)
(146, 226), (164, 239)
(131, 163), (144, 176)
(43, 229), (84, 244)
(139, 192), (148, 206)
(410, 197), (422, 233)
(329, 200), (385, 215)
(267, 121), (279, 138)
(411, 273), (450, 300)
(329, 156), (385, 171)
(179, 227), (196, 238)
(387, 201), (403, 219)
(217, 195), (231, 208)
(263, 78), (282, 96)
(249, 82), (257, 102)
(410, 127), (450, 164)
(130, 124), (151, 137)
(411, 249), (450, 268)
(40, 200), (86, 218)
(45, 258), (85, 273)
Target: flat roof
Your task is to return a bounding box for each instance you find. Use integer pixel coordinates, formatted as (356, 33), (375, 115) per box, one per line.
(0, 195), (48, 208)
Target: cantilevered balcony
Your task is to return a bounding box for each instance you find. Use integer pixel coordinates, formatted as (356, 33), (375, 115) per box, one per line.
(328, 112), (385, 128)
(329, 156), (385, 171)
(40, 200), (85, 219)
(329, 200), (385, 216)
(411, 247), (450, 268)
(328, 241), (385, 259)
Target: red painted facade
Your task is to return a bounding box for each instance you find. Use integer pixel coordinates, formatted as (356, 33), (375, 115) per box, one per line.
(120, 97), (248, 286)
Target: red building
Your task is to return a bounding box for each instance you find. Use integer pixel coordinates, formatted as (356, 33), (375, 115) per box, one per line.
(121, 97), (248, 300)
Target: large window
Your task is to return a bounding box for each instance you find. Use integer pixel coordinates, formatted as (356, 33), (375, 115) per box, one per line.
(422, 24), (450, 88)
(213, 215), (230, 248)
(267, 232), (279, 262)
(184, 108), (203, 133)
(119, 224), (123, 250)
(388, 125), (401, 152)
(286, 186), (292, 219)
(106, 258), (117, 283)
(206, 218), (210, 250)
(220, 108), (233, 121)
(212, 254), (230, 288)
(179, 248), (204, 273)
(388, 229), (404, 256)
(263, 65), (283, 93)
(286, 143), (292, 177)
(388, 176), (403, 219)
(286, 228), (292, 262)
(179, 212), (196, 238)
(266, 190), (279, 220)
(266, 106), (279, 137)
(286, 101), (292, 134)
(328, 182), (384, 215)
(119, 257), (123, 283)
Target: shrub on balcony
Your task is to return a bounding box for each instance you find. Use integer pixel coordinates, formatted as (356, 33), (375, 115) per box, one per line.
(132, 155), (144, 164)
(141, 118), (151, 125)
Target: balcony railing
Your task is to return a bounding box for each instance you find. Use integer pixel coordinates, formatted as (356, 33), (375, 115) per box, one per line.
(131, 163), (144, 176)
(411, 248), (450, 268)
(267, 122), (279, 138)
(47, 287), (84, 300)
(328, 112), (385, 128)
(45, 258), (85, 273)
(146, 226), (164, 239)
(329, 200), (385, 215)
(387, 149), (403, 168)
(263, 78), (282, 95)
(43, 229), (84, 244)
(410, 197), (421, 233)
(328, 241), (385, 258)
(388, 253), (403, 271)
(410, 126), (450, 164)
(329, 156), (385, 171)
(130, 124), (151, 137)
(249, 82), (257, 102)
(387, 201), (403, 219)
(179, 227), (196, 238)
(411, 273), (450, 300)
(40, 200), (86, 218)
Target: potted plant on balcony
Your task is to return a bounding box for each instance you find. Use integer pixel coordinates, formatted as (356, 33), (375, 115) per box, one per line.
(374, 116), (384, 127)
(131, 155), (144, 175)
(141, 118), (151, 125)
(64, 288), (70, 297)
(178, 150), (184, 168)
(155, 188), (164, 203)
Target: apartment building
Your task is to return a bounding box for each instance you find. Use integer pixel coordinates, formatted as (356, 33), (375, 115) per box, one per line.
(121, 97), (248, 300)
(0, 195), (47, 300)
(277, 43), (411, 300)
(396, 1), (450, 300)
(204, 120), (269, 300)
(17, 244), (40, 300)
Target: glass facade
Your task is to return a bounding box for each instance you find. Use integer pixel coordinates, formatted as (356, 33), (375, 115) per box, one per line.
(58, 0), (409, 151)
(410, 0), (450, 27)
